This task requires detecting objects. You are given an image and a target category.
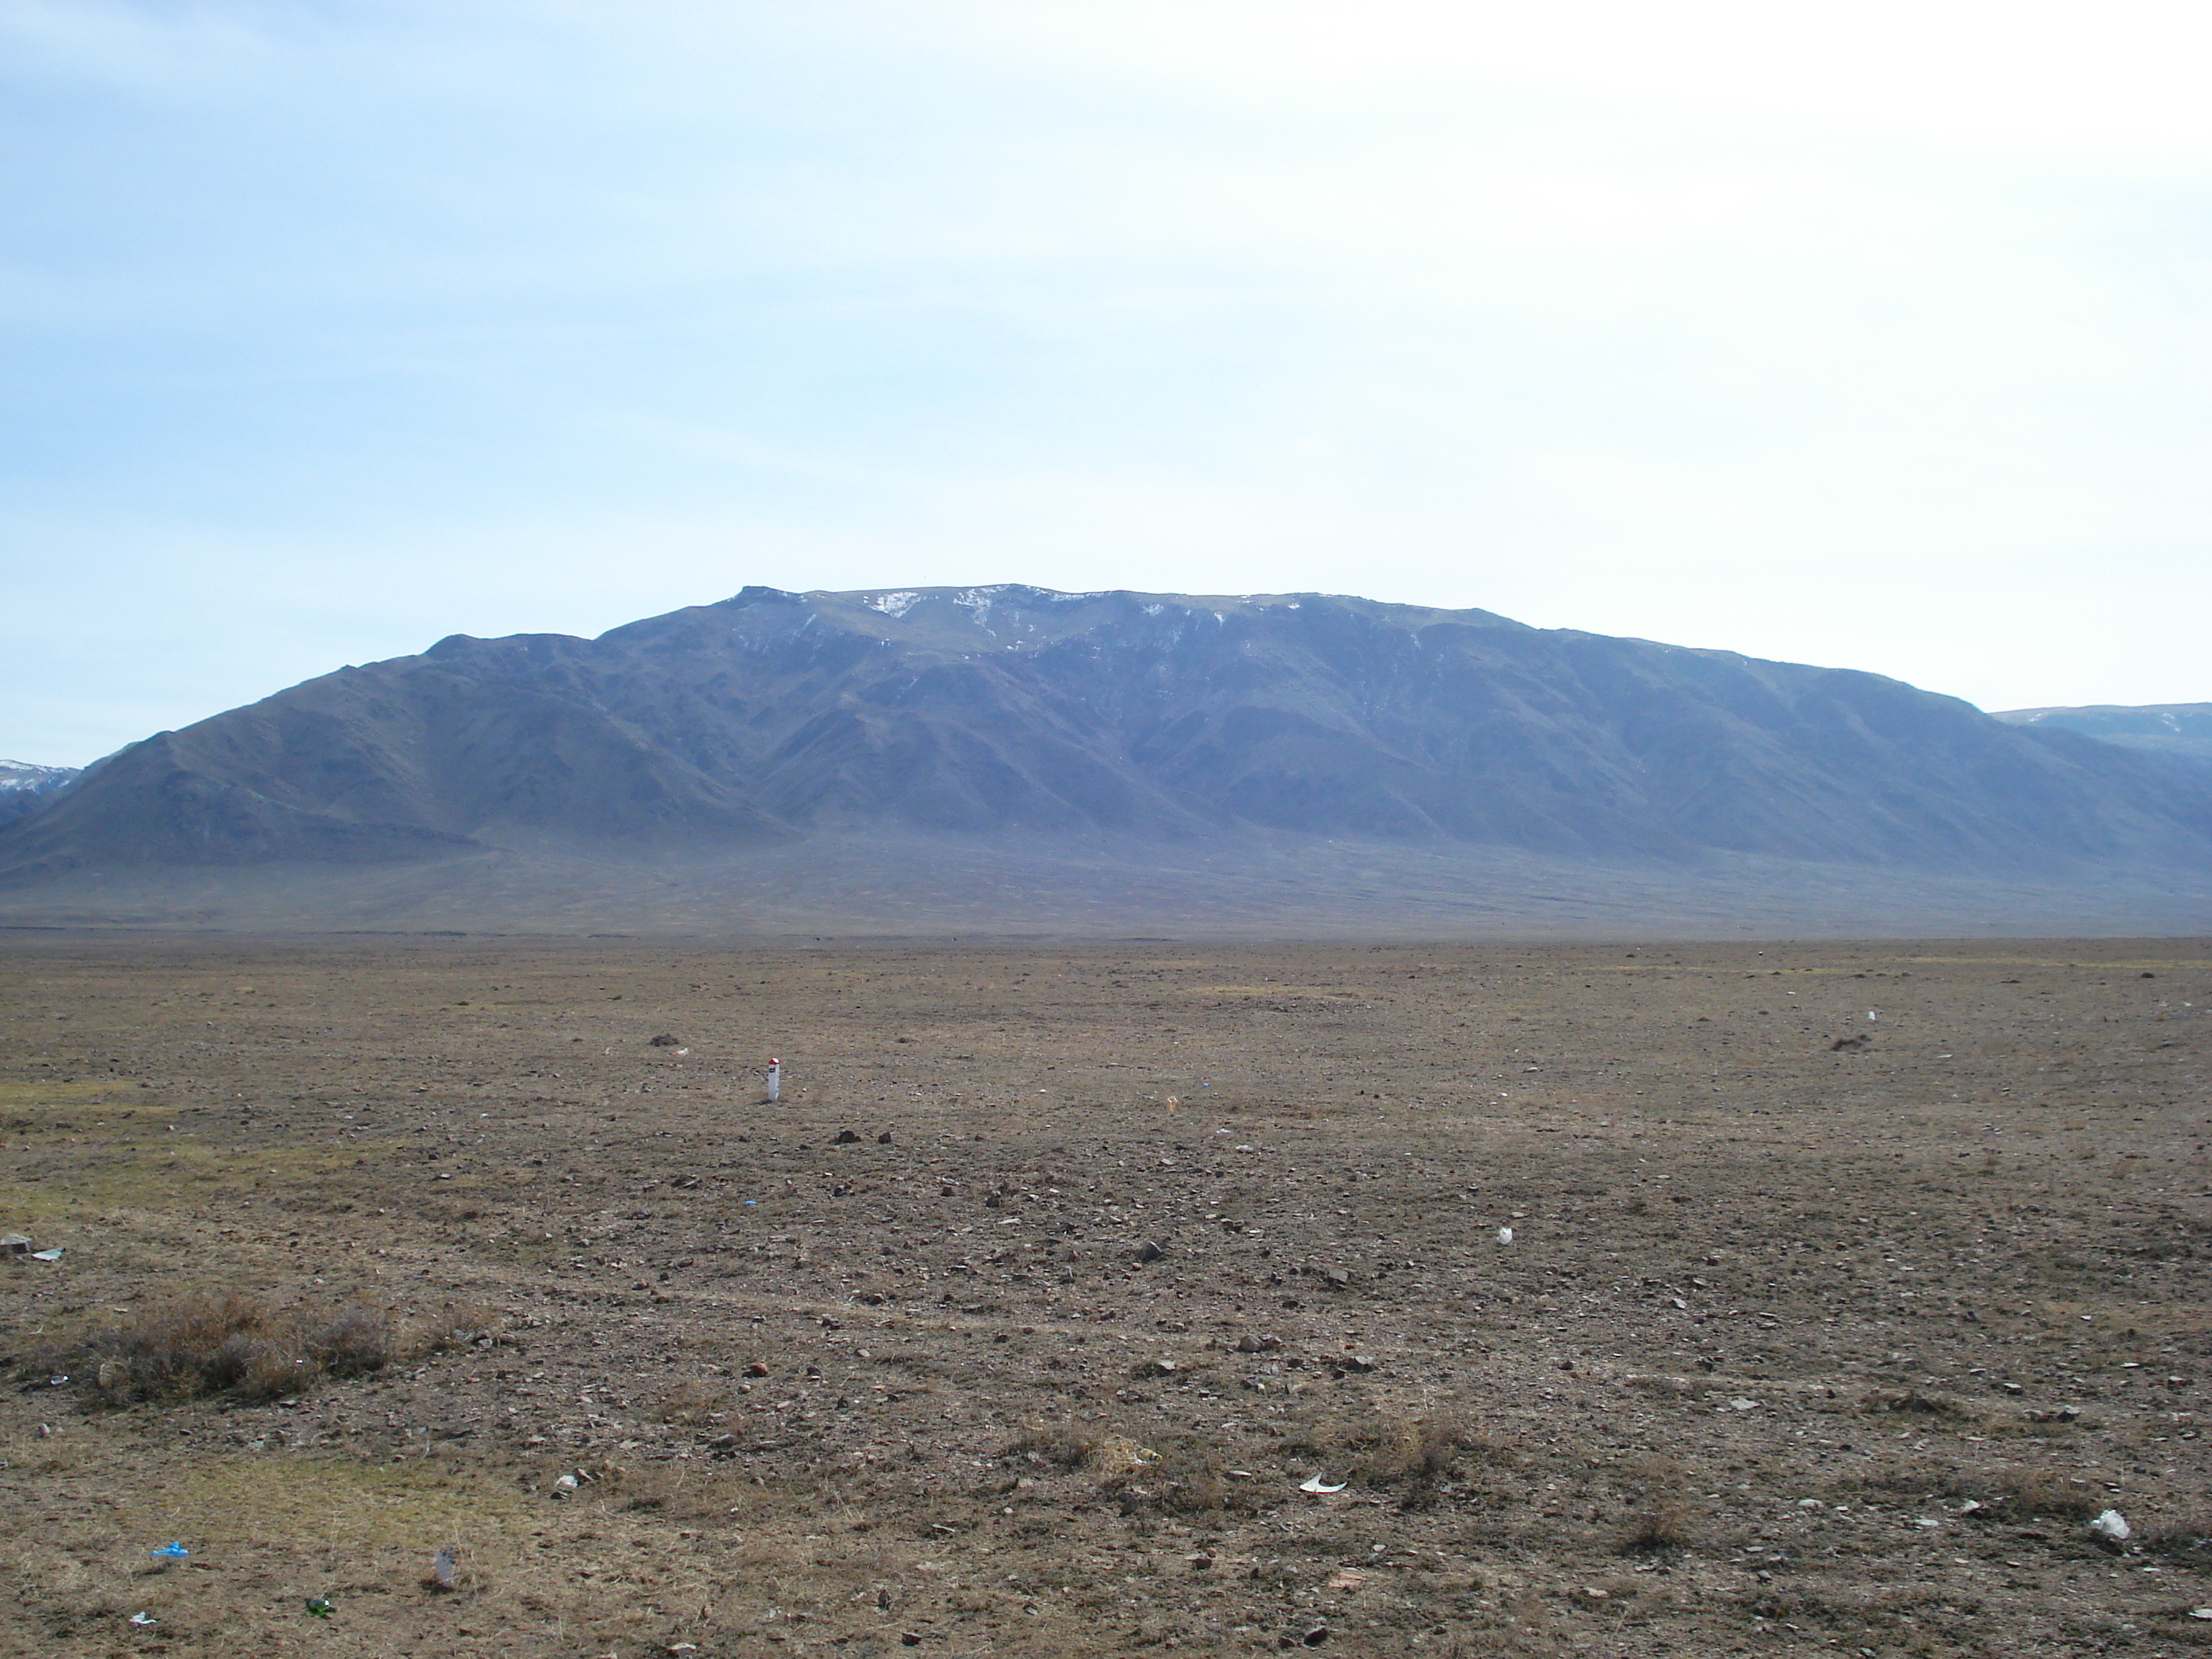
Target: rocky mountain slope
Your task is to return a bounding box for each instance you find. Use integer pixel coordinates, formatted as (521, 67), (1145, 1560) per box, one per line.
(4, 585), (2211, 886)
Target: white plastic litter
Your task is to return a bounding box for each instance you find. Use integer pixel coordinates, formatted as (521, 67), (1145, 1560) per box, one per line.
(30, 1247), (62, 1261)
(1299, 1475), (1348, 1494)
(2090, 1509), (2131, 1542)
(1496, 1227), (1514, 1245)
(129, 1612), (156, 1627)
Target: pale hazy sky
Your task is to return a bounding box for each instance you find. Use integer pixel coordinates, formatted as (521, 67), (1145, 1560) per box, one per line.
(6, 1), (2210, 765)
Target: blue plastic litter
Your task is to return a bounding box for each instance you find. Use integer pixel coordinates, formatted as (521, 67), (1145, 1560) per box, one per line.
(150, 1541), (189, 1561)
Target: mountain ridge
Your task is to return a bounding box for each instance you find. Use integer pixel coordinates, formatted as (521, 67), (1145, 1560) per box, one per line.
(4, 585), (2210, 896)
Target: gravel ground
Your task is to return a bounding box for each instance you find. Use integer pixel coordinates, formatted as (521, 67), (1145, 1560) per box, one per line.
(1, 932), (2207, 1658)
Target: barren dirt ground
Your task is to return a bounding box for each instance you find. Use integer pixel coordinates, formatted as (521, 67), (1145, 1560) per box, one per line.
(2, 934), (2209, 1659)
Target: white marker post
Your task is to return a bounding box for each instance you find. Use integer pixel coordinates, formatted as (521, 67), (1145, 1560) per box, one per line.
(765, 1056), (781, 1105)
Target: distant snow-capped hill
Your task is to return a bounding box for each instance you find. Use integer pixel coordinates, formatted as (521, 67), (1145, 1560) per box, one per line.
(1992, 704), (2212, 769)
(0, 760), (83, 829)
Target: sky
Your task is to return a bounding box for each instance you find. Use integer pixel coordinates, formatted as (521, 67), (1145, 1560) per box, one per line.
(5, 0), (2211, 766)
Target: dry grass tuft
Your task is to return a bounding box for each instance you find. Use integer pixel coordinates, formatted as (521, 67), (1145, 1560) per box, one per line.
(1854, 1460), (2108, 1521)
(307, 1303), (395, 1378)
(1097, 1432), (1255, 1516)
(1617, 1455), (1699, 1554)
(651, 1376), (728, 1426)
(1005, 1421), (1106, 1470)
(86, 1294), (426, 1403)
(1863, 1388), (1974, 1420)
(1941, 1465), (2116, 1522)
(409, 1300), (498, 1354)
(603, 1462), (747, 1519)
(1349, 1412), (1473, 1505)
(2138, 1516), (2212, 1564)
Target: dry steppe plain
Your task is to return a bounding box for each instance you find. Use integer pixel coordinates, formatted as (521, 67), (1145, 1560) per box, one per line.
(1, 933), (2208, 1658)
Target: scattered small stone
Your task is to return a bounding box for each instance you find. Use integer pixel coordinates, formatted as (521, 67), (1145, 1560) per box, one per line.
(648, 1033), (683, 1047)
(877, 1130), (893, 1144)
(0, 1232), (30, 1256)
(1153, 1359), (1177, 1375)
(834, 1129), (862, 1144)
(1136, 1239), (1164, 1263)
(1323, 1267), (1352, 1288)
(746, 1361), (770, 1377)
